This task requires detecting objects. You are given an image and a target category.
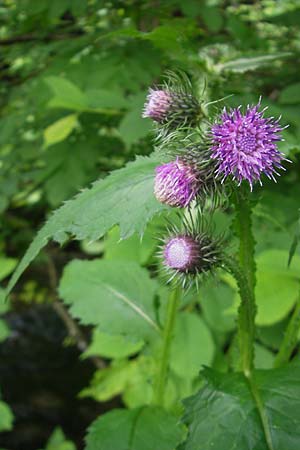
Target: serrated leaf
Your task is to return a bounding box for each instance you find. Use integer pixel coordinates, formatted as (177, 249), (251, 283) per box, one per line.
(170, 312), (215, 379)
(182, 360), (300, 450)
(59, 259), (160, 340)
(85, 406), (186, 450)
(0, 401), (13, 432)
(44, 114), (78, 148)
(6, 155), (167, 298)
(217, 53), (291, 73)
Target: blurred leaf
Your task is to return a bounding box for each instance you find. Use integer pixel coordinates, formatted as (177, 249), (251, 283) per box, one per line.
(0, 401), (13, 432)
(0, 319), (10, 342)
(182, 361), (300, 450)
(170, 312), (215, 379)
(85, 89), (127, 110)
(6, 155), (167, 297)
(42, 427), (76, 450)
(44, 114), (78, 148)
(279, 83), (300, 105)
(254, 343), (275, 369)
(45, 76), (88, 111)
(59, 259), (160, 340)
(217, 53), (291, 73)
(0, 257), (18, 281)
(82, 329), (144, 359)
(85, 406), (186, 450)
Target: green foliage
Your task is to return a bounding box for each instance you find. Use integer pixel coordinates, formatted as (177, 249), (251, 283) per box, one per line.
(0, 400), (14, 432)
(182, 361), (300, 450)
(39, 427), (76, 450)
(85, 406), (186, 450)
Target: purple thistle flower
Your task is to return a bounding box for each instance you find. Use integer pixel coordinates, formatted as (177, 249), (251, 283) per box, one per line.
(142, 89), (172, 123)
(163, 236), (199, 272)
(211, 102), (287, 189)
(154, 159), (198, 207)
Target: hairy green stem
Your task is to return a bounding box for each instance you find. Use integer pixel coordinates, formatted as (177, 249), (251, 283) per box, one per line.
(274, 287), (300, 368)
(153, 285), (180, 406)
(223, 256), (256, 378)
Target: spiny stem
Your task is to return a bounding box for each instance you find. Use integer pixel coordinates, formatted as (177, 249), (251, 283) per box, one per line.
(233, 186), (257, 376)
(153, 285), (180, 406)
(274, 286), (300, 368)
(223, 256), (256, 378)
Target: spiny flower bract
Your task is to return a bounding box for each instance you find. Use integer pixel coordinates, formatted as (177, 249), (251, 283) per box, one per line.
(159, 214), (224, 289)
(154, 158), (198, 208)
(211, 102), (287, 189)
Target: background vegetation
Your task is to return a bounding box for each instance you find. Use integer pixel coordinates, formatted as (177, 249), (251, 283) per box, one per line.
(1, 0), (300, 449)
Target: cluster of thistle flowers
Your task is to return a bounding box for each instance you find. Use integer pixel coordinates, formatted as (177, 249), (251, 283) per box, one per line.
(143, 74), (289, 288)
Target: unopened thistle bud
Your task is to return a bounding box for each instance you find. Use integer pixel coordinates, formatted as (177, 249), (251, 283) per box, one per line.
(210, 101), (289, 189)
(159, 215), (223, 289)
(154, 159), (198, 208)
(142, 72), (202, 129)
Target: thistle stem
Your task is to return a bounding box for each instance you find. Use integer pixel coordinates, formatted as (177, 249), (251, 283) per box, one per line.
(274, 286), (300, 368)
(153, 285), (180, 406)
(223, 256), (256, 377)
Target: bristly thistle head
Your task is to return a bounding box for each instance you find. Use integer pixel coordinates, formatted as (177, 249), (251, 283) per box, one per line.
(210, 101), (289, 190)
(158, 213), (224, 290)
(154, 135), (223, 208)
(142, 71), (203, 131)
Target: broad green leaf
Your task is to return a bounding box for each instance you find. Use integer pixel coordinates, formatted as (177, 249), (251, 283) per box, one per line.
(254, 343), (275, 369)
(279, 83), (300, 105)
(217, 53), (290, 73)
(44, 114), (78, 148)
(182, 361), (300, 450)
(170, 312), (215, 379)
(45, 76), (88, 111)
(82, 328), (144, 359)
(42, 426), (76, 450)
(6, 155), (167, 298)
(0, 256), (17, 281)
(0, 401), (13, 432)
(85, 89), (127, 109)
(59, 259), (160, 340)
(85, 406), (186, 450)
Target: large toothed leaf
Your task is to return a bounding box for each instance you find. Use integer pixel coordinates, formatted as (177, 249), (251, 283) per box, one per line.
(59, 259), (160, 340)
(182, 360), (300, 450)
(85, 406), (186, 450)
(6, 154), (167, 297)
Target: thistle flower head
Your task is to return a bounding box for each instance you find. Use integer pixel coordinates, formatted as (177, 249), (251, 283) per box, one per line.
(211, 102), (287, 189)
(159, 214), (224, 289)
(143, 72), (202, 130)
(154, 158), (198, 208)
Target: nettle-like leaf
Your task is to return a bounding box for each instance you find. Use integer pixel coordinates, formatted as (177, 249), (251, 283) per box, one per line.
(85, 406), (186, 450)
(6, 155), (167, 298)
(182, 360), (300, 450)
(59, 259), (160, 340)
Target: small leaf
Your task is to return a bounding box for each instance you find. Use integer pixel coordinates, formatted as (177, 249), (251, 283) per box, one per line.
(0, 319), (10, 342)
(85, 406), (186, 450)
(44, 114), (78, 148)
(44, 426), (76, 450)
(0, 256), (17, 281)
(82, 329), (144, 359)
(59, 259), (160, 340)
(6, 154), (167, 298)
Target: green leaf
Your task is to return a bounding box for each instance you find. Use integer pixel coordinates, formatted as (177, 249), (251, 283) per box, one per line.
(217, 53), (291, 73)
(82, 328), (144, 359)
(85, 406), (186, 450)
(59, 259), (160, 340)
(119, 93), (152, 146)
(45, 76), (88, 111)
(182, 361), (300, 450)
(85, 89), (127, 110)
(6, 155), (166, 298)
(44, 114), (78, 148)
(43, 426), (76, 450)
(279, 83), (300, 105)
(170, 312), (215, 379)
(0, 401), (13, 432)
